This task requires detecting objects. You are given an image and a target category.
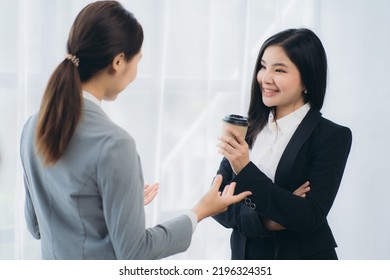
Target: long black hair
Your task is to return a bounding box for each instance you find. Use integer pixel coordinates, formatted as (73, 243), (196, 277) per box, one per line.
(246, 28), (327, 148)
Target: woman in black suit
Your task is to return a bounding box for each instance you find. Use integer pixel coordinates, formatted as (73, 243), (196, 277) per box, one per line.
(214, 28), (352, 260)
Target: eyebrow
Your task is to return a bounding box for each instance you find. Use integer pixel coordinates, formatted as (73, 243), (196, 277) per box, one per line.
(261, 59), (288, 68)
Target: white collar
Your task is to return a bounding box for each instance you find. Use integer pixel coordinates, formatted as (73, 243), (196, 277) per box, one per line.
(267, 103), (311, 133)
(82, 90), (101, 107)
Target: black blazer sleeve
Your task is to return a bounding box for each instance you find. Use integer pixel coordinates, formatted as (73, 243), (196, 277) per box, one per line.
(233, 119), (352, 234)
(213, 158), (272, 238)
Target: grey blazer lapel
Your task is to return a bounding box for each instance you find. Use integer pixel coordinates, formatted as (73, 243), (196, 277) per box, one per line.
(274, 109), (322, 187)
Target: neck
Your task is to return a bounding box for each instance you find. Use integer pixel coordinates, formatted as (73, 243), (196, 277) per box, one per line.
(81, 73), (109, 101)
(82, 85), (103, 101)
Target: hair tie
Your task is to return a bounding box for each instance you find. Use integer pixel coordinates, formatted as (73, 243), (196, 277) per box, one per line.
(65, 54), (80, 67)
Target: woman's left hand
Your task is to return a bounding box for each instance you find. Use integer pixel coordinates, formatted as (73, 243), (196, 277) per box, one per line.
(263, 181), (311, 231)
(144, 182), (159, 206)
(217, 128), (250, 174)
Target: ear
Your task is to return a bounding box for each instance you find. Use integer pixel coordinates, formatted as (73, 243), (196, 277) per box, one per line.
(111, 53), (126, 72)
(301, 83), (307, 94)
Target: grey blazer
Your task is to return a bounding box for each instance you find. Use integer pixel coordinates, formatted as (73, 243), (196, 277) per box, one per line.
(20, 99), (192, 259)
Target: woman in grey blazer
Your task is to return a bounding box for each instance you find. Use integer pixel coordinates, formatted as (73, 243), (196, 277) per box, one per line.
(20, 1), (250, 260)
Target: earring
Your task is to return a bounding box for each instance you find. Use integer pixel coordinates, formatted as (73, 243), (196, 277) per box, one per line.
(304, 90), (308, 95)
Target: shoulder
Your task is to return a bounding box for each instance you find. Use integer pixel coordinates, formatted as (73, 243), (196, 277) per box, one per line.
(20, 115), (33, 160)
(318, 116), (352, 139)
(305, 108), (351, 137)
(20, 114), (39, 150)
(95, 119), (137, 160)
(76, 106), (139, 165)
(81, 105), (135, 145)
(21, 113), (37, 134)
(310, 115), (352, 151)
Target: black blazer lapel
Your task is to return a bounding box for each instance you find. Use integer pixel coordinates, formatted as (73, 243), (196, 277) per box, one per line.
(274, 109), (322, 187)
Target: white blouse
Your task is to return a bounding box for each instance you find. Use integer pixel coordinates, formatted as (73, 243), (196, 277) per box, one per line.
(82, 90), (101, 107)
(250, 103), (311, 182)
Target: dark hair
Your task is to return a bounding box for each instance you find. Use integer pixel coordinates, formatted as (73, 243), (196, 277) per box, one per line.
(246, 28), (328, 148)
(36, 1), (144, 165)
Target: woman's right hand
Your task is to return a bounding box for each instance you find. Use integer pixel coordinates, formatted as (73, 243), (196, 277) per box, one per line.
(217, 128), (250, 175)
(191, 175), (252, 222)
(263, 181), (310, 231)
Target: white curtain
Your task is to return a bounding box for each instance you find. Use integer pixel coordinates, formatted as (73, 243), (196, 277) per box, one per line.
(1, 0), (389, 260)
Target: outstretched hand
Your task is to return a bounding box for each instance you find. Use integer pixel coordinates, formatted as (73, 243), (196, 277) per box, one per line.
(144, 182), (159, 206)
(192, 174), (252, 222)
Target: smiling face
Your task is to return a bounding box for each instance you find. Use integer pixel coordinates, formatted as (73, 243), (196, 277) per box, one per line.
(257, 45), (306, 119)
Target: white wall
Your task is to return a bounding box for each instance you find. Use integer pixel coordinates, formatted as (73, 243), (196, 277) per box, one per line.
(319, 0), (390, 259)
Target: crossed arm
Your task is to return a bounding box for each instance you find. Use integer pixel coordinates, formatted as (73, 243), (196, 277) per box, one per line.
(215, 124), (351, 235)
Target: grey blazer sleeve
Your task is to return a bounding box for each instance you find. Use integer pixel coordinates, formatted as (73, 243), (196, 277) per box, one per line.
(96, 134), (192, 259)
(24, 174), (41, 239)
(20, 119), (41, 239)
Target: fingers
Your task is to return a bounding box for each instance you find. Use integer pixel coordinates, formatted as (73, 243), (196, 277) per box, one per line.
(292, 181), (310, 197)
(217, 133), (241, 151)
(144, 189), (158, 206)
(294, 188), (310, 197)
(221, 182), (234, 197)
(294, 181), (309, 192)
(217, 127), (246, 156)
(217, 132), (250, 175)
(144, 182), (159, 206)
(228, 128), (246, 145)
(232, 191), (252, 203)
(211, 174), (223, 193)
(192, 176), (251, 221)
(221, 182), (252, 203)
(300, 181), (310, 188)
(221, 127), (246, 144)
(144, 182), (159, 196)
(217, 139), (238, 157)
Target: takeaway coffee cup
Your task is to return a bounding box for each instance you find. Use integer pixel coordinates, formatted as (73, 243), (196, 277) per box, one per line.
(222, 114), (249, 140)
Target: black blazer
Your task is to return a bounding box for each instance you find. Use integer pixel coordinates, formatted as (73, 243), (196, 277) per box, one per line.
(214, 109), (352, 260)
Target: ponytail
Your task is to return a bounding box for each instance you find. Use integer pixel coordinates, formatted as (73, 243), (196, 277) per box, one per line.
(35, 1), (143, 166)
(36, 59), (82, 166)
